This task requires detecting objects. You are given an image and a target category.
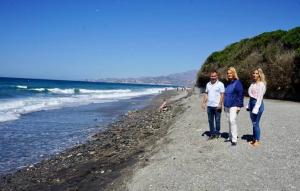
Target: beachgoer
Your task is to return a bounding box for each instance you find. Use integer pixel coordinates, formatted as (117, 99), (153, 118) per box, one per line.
(159, 99), (168, 112)
(247, 68), (266, 147)
(202, 70), (225, 139)
(224, 67), (244, 146)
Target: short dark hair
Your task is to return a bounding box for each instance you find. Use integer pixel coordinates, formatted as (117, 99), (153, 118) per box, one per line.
(210, 70), (218, 75)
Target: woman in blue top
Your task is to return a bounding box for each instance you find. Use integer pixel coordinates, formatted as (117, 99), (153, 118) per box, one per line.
(224, 67), (244, 146)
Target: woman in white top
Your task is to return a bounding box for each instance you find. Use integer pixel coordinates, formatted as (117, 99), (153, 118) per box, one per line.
(247, 68), (266, 147)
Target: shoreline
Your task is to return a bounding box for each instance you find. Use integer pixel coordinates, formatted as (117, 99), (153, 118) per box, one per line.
(0, 93), (157, 175)
(0, 90), (189, 191)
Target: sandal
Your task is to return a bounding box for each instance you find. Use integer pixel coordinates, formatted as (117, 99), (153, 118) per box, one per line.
(250, 140), (260, 147)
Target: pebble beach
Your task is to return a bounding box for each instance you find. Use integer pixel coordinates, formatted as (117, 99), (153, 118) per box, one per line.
(1, 89), (299, 191)
(117, 89), (300, 191)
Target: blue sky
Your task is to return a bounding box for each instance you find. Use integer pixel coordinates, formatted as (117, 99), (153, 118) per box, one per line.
(0, 0), (300, 80)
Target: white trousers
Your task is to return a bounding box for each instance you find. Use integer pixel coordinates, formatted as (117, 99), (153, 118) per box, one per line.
(224, 107), (238, 143)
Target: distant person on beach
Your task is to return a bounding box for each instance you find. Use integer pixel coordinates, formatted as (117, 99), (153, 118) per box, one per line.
(159, 99), (168, 112)
(247, 68), (266, 147)
(224, 67), (244, 146)
(202, 70), (225, 139)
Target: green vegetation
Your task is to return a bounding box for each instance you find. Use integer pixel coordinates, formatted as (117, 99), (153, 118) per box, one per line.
(197, 26), (300, 100)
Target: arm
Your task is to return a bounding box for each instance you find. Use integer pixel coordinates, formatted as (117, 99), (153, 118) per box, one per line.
(218, 83), (225, 108)
(218, 93), (224, 108)
(201, 93), (208, 110)
(201, 84), (208, 109)
(246, 84), (252, 111)
(235, 81), (244, 112)
(252, 83), (266, 114)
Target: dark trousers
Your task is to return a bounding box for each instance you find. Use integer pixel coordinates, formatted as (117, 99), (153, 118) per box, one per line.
(207, 106), (221, 136)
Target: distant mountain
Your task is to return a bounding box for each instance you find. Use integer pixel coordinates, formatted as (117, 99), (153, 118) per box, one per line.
(90, 70), (197, 87)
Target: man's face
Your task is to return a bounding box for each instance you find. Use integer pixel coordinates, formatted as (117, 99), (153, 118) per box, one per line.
(210, 72), (218, 83)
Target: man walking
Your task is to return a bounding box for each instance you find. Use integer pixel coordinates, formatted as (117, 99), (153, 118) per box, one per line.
(202, 70), (225, 139)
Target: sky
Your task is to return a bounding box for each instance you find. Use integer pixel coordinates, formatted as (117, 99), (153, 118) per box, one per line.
(0, 0), (300, 80)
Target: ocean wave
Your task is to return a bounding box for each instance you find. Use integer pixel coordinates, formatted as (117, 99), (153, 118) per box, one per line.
(0, 96), (108, 123)
(16, 86), (133, 95)
(29, 88), (47, 92)
(79, 89), (131, 94)
(0, 87), (171, 123)
(47, 88), (77, 94)
(16, 85), (27, 89)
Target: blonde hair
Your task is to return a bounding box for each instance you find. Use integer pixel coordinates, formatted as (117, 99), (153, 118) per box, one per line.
(254, 68), (267, 85)
(227, 67), (239, 80)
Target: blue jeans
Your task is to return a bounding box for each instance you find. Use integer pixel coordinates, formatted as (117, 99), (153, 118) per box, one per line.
(248, 97), (264, 141)
(207, 106), (221, 136)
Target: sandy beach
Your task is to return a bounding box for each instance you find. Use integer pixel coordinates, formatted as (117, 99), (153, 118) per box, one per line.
(2, 1), (299, 190)
(113, 89), (300, 191)
(1, 89), (299, 191)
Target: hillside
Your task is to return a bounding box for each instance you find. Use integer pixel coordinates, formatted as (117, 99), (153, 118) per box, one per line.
(197, 27), (300, 101)
(93, 70), (197, 87)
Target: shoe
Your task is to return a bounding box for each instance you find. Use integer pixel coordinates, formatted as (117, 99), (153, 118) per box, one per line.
(215, 134), (220, 139)
(231, 142), (237, 146)
(207, 135), (216, 140)
(224, 139), (231, 142)
(249, 140), (255, 144)
(250, 141), (260, 147)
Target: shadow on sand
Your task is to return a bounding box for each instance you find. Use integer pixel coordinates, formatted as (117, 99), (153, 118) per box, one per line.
(202, 131), (229, 139)
(241, 134), (254, 142)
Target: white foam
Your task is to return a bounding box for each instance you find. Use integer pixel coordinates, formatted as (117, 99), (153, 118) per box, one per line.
(79, 89), (131, 94)
(16, 85), (27, 89)
(15, 87), (143, 95)
(29, 88), (46, 92)
(47, 88), (132, 94)
(89, 88), (165, 99)
(0, 111), (20, 122)
(47, 88), (76, 94)
(0, 87), (173, 123)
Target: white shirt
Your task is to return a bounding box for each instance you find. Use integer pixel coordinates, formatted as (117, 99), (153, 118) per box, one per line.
(248, 81), (266, 114)
(205, 80), (225, 107)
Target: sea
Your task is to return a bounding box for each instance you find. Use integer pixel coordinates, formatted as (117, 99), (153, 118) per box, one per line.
(0, 77), (174, 174)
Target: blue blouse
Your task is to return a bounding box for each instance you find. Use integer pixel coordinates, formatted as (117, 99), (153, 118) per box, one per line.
(224, 79), (244, 108)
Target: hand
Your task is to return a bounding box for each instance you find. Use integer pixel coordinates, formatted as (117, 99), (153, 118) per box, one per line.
(236, 107), (241, 114)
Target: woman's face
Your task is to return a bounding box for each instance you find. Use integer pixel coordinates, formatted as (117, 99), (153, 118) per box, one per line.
(252, 70), (259, 82)
(227, 70), (234, 80)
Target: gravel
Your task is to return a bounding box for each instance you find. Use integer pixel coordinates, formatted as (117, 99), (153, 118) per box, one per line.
(123, 89), (300, 191)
